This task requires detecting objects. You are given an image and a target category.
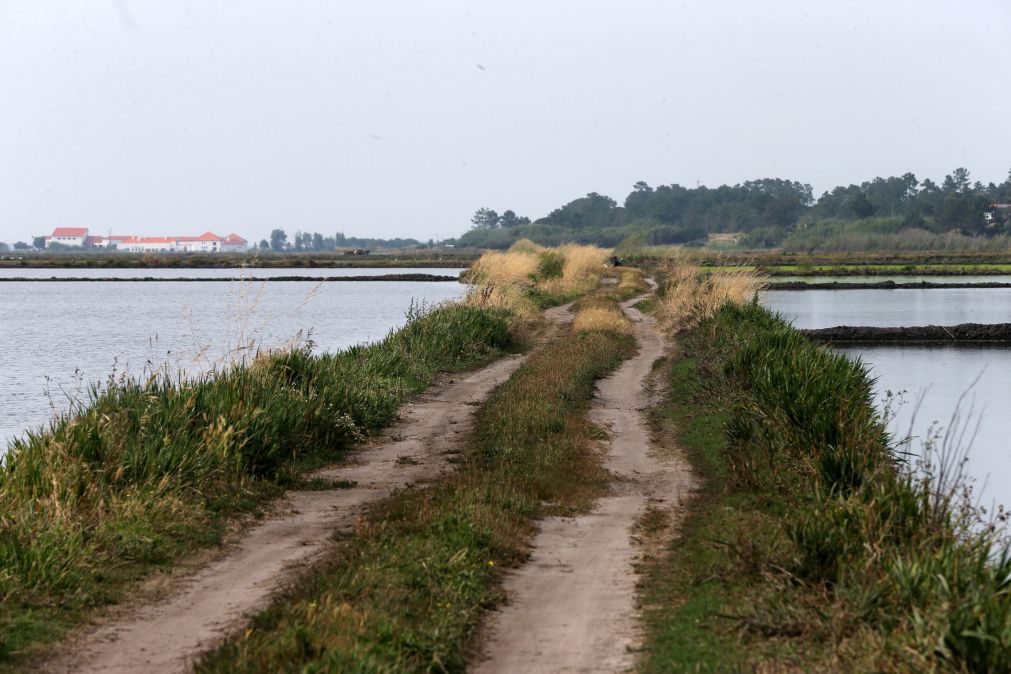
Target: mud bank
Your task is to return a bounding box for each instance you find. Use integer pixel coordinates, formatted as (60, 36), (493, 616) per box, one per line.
(803, 322), (1011, 343)
(766, 280), (1011, 291)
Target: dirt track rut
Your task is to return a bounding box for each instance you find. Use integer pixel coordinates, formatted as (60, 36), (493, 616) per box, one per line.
(41, 305), (573, 674)
(474, 296), (694, 674)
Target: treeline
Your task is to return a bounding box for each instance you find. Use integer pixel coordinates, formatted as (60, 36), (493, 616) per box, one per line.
(257, 229), (423, 252)
(458, 168), (1011, 250)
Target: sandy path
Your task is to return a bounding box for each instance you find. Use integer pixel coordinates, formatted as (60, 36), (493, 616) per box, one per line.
(41, 305), (572, 674)
(474, 297), (694, 674)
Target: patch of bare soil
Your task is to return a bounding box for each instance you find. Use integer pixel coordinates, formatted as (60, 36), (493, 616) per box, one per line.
(39, 304), (573, 674)
(474, 297), (695, 674)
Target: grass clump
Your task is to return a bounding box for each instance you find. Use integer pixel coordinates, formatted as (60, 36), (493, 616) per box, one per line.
(464, 243), (612, 312)
(194, 298), (636, 673)
(641, 298), (1011, 672)
(0, 303), (514, 662)
(654, 257), (765, 334)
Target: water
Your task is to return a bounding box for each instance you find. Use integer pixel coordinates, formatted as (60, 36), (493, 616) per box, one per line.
(760, 287), (1011, 512)
(761, 288), (1011, 329)
(0, 266), (465, 279)
(1, 274), (468, 449)
(836, 345), (1011, 515)
(771, 275), (1011, 285)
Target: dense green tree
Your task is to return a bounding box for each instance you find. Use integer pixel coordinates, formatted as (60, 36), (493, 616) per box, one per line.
(943, 167), (972, 194)
(498, 210), (530, 228)
(471, 208), (500, 229)
(269, 229), (288, 251)
(32, 236), (46, 249)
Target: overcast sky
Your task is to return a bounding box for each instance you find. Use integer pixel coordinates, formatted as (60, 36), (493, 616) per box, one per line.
(2, 1), (1010, 244)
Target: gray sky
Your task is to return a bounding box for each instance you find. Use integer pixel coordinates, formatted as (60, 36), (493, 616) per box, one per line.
(2, 1), (1010, 244)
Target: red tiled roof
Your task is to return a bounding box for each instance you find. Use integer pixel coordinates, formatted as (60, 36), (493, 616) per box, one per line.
(224, 233), (247, 243)
(51, 227), (89, 237)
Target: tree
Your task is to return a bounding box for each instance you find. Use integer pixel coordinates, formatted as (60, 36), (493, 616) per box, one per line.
(942, 168), (971, 194)
(269, 229), (288, 252)
(0, 242), (8, 253)
(259, 239), (269, 250)
(498, 210), (530, 228)
(32, 236), (46, 249)
(312, 232), (324, 250)
(471, 208), (500, 229)
(13, 241), (29, 250)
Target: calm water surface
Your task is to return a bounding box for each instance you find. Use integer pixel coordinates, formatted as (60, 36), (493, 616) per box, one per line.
(771, 275), (1011, 285)
(1, 275), (467, 449)
(762, 288), (1011, 329)
(761, 288), (1011, 511)
(0, 266), (465, 279)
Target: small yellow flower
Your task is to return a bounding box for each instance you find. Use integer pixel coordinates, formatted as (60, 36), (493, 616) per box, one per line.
(487, 560), (495, 566)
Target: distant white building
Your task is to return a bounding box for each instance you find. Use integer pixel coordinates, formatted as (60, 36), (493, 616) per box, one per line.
(46, 227), (89, 247)
(42, 228), (248, 252)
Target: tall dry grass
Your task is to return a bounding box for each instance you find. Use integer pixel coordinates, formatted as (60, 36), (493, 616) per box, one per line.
(465, 243), (612, 317)
(467, 250), (541, 286)
(655, 258), (765, 334)
(557, 244), (610, 292)
(572, 305), (633, 335)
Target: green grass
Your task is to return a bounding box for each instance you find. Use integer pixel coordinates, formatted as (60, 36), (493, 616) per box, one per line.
(640, 301), (1011, 672)
(194, 298), (637, 673)
(0, 303), (514, 664)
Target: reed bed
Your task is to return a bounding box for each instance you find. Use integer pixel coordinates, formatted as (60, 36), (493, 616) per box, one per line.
(0, 303), (514, 660)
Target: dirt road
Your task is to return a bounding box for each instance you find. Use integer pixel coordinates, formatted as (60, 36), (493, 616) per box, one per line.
(474, 297), (694, 674)
(41, 305), (573, 674)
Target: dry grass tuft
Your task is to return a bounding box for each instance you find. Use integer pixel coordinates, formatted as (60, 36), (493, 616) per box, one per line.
(616, 267), (649, 293)
(466, 244), (612, 309)
(656, 257), (765, 334)
(507, 238), (544, 255)
(559, 244), (610, 290)
(465, 282), (541, 325)
(573, 306), (633, 335)
(468, 250), (540, 286)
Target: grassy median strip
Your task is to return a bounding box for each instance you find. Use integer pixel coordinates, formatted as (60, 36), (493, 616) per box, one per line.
(641, 290), (1011, 672)
(0, 304), (514, 663)
(194, 297), (636, 673)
